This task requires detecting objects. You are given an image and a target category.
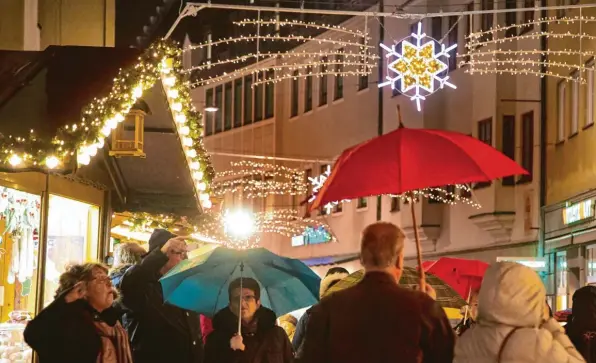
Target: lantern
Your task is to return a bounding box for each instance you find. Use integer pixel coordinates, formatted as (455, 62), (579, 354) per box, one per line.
(109, 109), (146, 158)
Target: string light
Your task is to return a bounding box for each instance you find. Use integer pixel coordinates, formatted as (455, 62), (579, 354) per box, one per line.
(212, 161), (308, 198)
(463, 16), (596, 82)
(390, 184), (481, 209)
(233, 18), (370, 39)
(379, 22), (457, 112)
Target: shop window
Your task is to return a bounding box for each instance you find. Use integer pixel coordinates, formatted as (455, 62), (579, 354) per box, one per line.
(586, 60), (594, 127)
(520, 111), (534, 183)
(265, 69), (275, 119)
(334, 50), (344, 100)
(555, 251), (568, 311)
(319, 57), (328, 106)
(255, 71), (264, 122)
(214, 85), (223, 133)
(244, 75), (253, 125)
(205, 88), (214, 136)
(234, 78), (242, 128)
(45, 195), (99, 307)
(557, 80), (566, 142)
(224, 82), (232, 131)
(291, 71), (299, 117)
(305, 67), (313, 112)
(502, 115), (516, 186)
(571, 71), (579, 135)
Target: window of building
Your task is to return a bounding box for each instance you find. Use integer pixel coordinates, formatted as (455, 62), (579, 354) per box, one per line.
(505, 0), (517, 37)
(205, 88), (214, 135)
(556, 0), (566, 18)
(557, 80), (566, 142)
(233, 79), (242, 127)
(571, 71), (579, 135)
(432, 17), (442, 41)
(319, 165), (328, 215)
(291, 70), (299, 117)
(265, 69), (275, 119)
(481, 0), (494, 38)
(214, 85), (223, 133)
(520, 111), (534, 183)
(358, 38), (368, 91)
(319, 57), (328, 106)
(244, 75), (253, 124)
(475, 118), (492, 188)
(502, 115), (516, 186)
(390, 197), (400, 212)
(464, 3), (474, 62)
(333, 202), (343, 214)
(357, 197), (368, 209)
(255, 71), (264, 122)
(587, 60), (595, 127)
(520, 0), (534, 34)
(224, 82), (232, 131)
(305, 66), (313, 112)
(410, 22), (419, 36)
(448, 16), (458, 71)
(334, 50), (344, 100)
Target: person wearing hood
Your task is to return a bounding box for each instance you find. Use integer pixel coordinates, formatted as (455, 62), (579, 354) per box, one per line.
(454, 261), (585, 363)
(204, 277), (293, 363)
(566, 285), (596, 363)
(119, 229), (204, 363)
(292, 267), (349, 357)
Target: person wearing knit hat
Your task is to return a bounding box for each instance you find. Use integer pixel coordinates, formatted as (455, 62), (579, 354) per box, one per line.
(292, 267), (349, 358)
(119, 229), (204, 363)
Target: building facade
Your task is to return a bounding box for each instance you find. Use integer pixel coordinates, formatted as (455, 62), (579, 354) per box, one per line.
(543, 4), (596, 311)
(191, 0), (543, 277)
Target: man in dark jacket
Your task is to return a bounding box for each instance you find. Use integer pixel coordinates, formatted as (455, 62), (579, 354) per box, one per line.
(301, 222), (455, 363)
(120, 229), (203, 363)
(567, 285), (596, 363)
(204, 277), (293, 363)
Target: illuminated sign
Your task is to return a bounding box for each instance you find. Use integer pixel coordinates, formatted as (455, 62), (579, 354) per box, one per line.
(563, 199), (594, 225)
(496, 257), (547, 271)
(291, 226), (332, 247)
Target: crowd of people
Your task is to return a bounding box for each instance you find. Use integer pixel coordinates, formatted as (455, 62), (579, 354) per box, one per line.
(20, 222), (596, 363)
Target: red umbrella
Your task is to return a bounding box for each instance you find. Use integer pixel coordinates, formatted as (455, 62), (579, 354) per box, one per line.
(423, 257), (489, 299)
(312, 106), (527, 289)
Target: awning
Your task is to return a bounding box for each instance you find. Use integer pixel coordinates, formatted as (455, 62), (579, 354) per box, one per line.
(301, 253), (360, 267)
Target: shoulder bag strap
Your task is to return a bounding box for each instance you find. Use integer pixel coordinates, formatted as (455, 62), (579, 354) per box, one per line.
(497, 327), (521, 363)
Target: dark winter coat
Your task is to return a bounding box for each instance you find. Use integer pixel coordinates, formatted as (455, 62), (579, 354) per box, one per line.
(301, 271), (455, 363)
(204, 306), (293, 363)
(24, 293), (125, 363)
(292, 308), (310, 356)
(567, 285), (596, 363)
(110, 264), (135, 328)
(120, 248), (203, 363)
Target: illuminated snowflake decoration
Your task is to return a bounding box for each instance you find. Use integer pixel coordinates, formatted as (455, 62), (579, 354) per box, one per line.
(379, 22), (457, 111)
(308, 165), (349, 214)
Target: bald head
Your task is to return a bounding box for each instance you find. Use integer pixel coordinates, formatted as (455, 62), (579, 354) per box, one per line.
(360, 222), (405, 270)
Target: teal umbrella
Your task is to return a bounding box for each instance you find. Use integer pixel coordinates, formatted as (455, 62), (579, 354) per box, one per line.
(160, 246), (321, 321)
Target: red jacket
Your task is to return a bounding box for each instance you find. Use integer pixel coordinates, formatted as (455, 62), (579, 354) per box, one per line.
(200, 315), (213, 344)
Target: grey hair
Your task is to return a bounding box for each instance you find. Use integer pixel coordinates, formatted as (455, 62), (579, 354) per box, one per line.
(113, 242), (145, 267)
(360, 222), (405, 269)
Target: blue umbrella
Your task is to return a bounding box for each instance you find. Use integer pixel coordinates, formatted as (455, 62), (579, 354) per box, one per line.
(159, 246), (321, 320)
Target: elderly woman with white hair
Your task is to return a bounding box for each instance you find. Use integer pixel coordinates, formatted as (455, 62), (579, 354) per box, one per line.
(454, 261), (585, 363)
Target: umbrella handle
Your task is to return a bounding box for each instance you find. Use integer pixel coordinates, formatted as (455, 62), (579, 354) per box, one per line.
(410, 201), (427, 292)
(238, 262), (244, 336)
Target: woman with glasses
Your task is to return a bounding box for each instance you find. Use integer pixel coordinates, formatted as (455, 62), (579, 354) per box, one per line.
(24, 263), (132, 363)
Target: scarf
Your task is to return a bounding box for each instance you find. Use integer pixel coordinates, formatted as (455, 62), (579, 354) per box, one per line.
(93, 320), (133, 363)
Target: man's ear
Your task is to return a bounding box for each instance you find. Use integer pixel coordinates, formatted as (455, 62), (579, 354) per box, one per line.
(256, 299), (262, 308)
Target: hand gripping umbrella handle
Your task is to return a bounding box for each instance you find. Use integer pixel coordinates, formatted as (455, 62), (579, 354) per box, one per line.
(237, 262), (244, 336)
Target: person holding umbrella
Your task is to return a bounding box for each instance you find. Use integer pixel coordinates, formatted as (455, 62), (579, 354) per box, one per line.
(119, 229), (203, 363)
(204, 277), (293, 363)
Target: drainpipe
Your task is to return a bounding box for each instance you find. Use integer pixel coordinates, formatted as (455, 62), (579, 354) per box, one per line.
(538, 0), (547, 258)
(376, 0), (384, 222)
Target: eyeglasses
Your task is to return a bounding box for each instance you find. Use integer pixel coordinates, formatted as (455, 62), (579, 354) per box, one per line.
(232, 295), (257, 303)
(91, 276), (113, 287)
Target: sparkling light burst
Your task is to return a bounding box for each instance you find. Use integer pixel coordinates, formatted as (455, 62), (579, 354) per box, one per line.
(379, 22), (457, 111)
(308, 165), (349, 214)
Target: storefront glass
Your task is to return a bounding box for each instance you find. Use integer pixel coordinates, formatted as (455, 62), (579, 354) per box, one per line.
(43, 195), (100, 307)
(556, 251), (569, 311)
(587, 246), (596, 284)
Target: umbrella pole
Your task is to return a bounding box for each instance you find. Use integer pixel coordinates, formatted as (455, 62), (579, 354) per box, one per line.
(410, 201), (427, 291)
(238, 262), (244, 335)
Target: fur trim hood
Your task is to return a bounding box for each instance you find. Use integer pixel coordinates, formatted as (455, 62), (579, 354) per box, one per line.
(319, 271), (349, 298)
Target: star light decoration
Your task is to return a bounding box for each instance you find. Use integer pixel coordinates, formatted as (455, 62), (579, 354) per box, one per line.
(308, 165), (349, 214)
(379, 22), (457, 111)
